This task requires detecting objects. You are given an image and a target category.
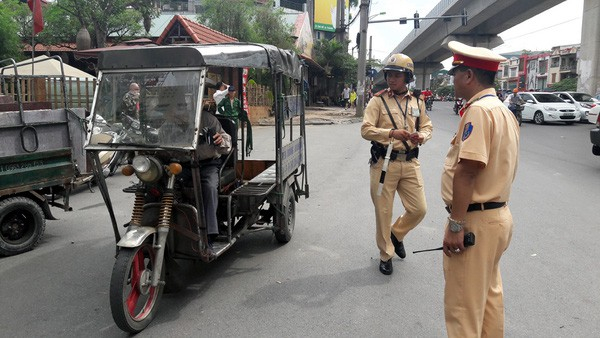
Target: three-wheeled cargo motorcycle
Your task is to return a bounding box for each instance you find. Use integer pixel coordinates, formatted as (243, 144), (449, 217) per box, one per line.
(85, 43), (310, 333)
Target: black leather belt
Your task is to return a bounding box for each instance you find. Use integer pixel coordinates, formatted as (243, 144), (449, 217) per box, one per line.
(387, 148), (419, 161)
(445, 202), (506, 213)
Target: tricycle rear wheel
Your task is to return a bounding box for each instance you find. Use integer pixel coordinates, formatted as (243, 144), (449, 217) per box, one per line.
(273, 184), (296, 243)
(0, 197), (46, 256)
(109, 241), (164, 333)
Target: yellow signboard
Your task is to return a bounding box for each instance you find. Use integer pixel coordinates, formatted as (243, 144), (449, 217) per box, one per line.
(314, 0), (349, 32)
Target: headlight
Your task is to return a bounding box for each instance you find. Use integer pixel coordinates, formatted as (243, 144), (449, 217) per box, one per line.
(132, 155), (162, 182)
(543, 106), (557, 111)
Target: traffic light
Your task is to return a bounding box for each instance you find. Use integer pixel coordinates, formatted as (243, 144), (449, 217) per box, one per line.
(414, 12), (420, 29)
(356, 32), (360, 46)
(462, 8), (468, 26)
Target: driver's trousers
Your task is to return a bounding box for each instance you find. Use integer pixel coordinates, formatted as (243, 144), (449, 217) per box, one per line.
(200, 161), (220, 235)
(369, 157), (427, 261)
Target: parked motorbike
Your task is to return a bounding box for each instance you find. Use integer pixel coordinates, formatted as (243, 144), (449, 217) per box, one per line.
(453, 98), (464, 115)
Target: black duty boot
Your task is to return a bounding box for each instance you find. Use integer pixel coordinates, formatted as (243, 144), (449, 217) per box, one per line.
(379, 259), (393, 275)
(391, 233), (406, 259)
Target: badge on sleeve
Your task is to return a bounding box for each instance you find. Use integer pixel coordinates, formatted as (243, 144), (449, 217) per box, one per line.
(462, 122), (473, 141)
(411, 107), (420, 117)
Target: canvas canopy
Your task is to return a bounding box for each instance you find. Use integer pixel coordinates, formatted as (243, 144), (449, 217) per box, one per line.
(97, 43), (304, 81)
(0, 55), (96, 79)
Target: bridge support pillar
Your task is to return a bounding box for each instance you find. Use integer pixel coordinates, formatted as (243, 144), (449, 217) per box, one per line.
(413, 62), (444, 90)
(578, 0), (600, 97)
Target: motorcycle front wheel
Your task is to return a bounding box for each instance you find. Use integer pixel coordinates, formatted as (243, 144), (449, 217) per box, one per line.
(109, 241), (164, 333)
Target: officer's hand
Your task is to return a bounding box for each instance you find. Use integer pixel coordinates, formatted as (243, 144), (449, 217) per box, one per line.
(409, 132), (423, 144)
(391, 129), (411, 141)
(443, 229), (465, 257)
(213, 132), (223, 145)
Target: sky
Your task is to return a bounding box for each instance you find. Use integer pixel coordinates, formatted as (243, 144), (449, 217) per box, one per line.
(347, 0), (584, 69)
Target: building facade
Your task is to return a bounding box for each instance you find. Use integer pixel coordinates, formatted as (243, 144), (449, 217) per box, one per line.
(497, 44), (580, 92)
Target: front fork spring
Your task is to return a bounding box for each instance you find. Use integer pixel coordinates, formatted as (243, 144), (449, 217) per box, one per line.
(158, 191), (174, 228)
(129, 191), (145, 226)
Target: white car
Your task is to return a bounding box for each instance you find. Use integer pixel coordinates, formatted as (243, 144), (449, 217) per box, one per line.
(554, 91), (597, 123)
(588, 105), (600, 129)
(506, 92), (580, 125)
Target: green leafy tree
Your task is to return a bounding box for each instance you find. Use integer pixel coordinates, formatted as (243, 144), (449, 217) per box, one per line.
(550, 77), (577, 91)
(0, 2), (24, 61)
(313, 38), (356, 96)
(198, 0), (254, 42)
(50, 0), (158, 48)
(436, 85), (455, 98)
(249, 6), (294, 50)
(199, 0), (294, 51)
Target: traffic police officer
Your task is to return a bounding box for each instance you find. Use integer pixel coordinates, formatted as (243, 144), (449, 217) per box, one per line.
(361, 53), (433, 275)
(441, 41), (519, 337)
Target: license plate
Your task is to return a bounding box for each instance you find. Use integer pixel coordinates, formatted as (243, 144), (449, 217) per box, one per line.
(563, 113), (574, 116)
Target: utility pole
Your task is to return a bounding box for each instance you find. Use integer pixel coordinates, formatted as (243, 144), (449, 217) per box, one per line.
(337, 0), (346, 43)
(355, 0), (369, 117)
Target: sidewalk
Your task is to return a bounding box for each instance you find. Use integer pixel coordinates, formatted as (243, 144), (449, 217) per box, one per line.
(255, 106), (362, 126)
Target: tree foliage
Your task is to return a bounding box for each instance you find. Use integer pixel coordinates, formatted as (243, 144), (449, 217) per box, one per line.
(47, 0), (158, 48)
(0, 2), (24, 61)
(198, 0), (254, 42)
(198, 0), (294, 51)
(249, 6), (294, 50)
(313, 38), (357, 87)
(550, 77), (577, 91)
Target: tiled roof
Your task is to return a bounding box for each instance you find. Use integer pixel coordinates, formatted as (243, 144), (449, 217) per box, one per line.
(23, 43), (78, 52)
(156, 15), (237, 44)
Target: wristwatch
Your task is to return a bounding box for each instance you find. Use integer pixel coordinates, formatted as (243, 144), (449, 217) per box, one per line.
(447, 217), (465, 233)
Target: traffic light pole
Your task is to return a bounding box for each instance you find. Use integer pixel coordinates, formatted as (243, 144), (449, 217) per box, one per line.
(355, 0), (369, 117)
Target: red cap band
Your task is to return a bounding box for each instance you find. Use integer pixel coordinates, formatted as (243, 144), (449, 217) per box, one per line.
(452, 53), (500, 72)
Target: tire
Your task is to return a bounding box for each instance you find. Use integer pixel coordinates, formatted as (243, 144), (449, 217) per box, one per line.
(0, 197), (46, 256)
(517, 112), (522, 126)
(273, 184), (296, 243)
(109, 241), (164, 333)
(107, 151), (126, 176)
(534, 111), (545, 125)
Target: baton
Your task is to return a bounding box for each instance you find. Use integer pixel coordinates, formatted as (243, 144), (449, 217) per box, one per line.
(377, 140), (394, 196)
(412, 232), (476, 254)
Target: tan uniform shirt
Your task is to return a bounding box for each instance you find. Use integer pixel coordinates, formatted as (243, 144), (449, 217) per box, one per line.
(441, 88), (520, 205)
(361, 89), (433, 150)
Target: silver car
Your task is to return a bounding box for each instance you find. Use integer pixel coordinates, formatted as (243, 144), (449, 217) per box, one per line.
(554, 91), (597, 123)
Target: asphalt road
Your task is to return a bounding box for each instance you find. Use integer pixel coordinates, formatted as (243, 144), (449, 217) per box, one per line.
(1, 102), (599, 337)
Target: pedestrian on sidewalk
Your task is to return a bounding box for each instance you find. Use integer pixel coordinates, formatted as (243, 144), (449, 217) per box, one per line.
(441, 41), (519, 338)
(349, 88), (357, 108)
(341, 84), (350, 109)
(360, 53), (433, 275)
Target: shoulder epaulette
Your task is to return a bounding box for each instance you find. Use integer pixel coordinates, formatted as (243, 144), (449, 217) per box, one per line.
(374, 89), (387, 97)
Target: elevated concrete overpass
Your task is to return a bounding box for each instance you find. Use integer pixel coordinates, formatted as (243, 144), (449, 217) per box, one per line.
(374, 0), (568, 89)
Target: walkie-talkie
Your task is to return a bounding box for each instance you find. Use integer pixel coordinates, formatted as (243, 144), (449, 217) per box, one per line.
(412, 232), (475, 254)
